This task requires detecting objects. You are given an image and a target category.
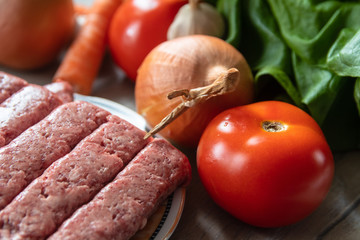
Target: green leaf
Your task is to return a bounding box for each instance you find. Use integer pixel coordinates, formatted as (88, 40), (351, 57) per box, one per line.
(216, 0), (242, 48)
(255, 66), (303, 108)
(267, 0), (360, 65)
(293, 53), (344, 125)
(267, 0), (344, 64)
(240, 0), (304, 108)
(327, 28), (360, 77)
(240, 0), (291, 72)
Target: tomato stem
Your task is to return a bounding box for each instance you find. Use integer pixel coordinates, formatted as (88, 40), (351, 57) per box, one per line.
(262, 121), (287, 132)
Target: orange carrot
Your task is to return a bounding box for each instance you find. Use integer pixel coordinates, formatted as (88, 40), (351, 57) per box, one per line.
(53, 0), (122, 95)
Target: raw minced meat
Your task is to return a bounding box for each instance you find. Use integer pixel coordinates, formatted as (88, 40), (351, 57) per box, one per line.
(44, 81), (73, 103)
(0, 84), (62, 147)
(49, 139), (191, 240)
(0, 101), (110, 210)
(0, 71), (28, 104)
(0, 115), (150, 239)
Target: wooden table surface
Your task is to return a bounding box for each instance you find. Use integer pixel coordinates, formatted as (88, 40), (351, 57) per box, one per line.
(1, 52), (359, 240)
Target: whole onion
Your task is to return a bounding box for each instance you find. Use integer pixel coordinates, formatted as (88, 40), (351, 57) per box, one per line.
(135, 35), (254, 147)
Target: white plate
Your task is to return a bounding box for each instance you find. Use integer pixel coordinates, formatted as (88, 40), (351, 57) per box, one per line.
(74, 94), (185, 240)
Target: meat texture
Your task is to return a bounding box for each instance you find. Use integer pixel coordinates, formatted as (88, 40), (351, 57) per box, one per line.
(0, 72), (28, 104)
(45, 81), (74, 103)
(49, 139), (191, 240)
(0, 115), (151, 240)
(0, 101), (110, 210)
(0, 85), (62, 147)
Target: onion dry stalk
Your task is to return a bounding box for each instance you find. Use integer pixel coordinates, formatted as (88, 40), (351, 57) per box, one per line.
(144, 68), (240, 139)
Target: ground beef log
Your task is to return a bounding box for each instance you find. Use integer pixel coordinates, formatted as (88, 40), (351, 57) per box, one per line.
(0, 101), (110, 210)
(0, 85), (62, 147)
(49, 138), (192, 240)
(44, 81), (74, 103)
(0, 116), (151, 239)
(0, 72), (73, 105)
(0, 72), (28, 104)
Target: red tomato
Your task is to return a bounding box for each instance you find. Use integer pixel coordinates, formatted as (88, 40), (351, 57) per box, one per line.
(108, 0), (187, 81)
(197, 101), (334, 227)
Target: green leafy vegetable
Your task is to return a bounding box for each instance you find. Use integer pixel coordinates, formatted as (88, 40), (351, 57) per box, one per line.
(216, 0), (360, 151)
(255, 66), (303, 108)
(240, 0), (291, 71)
(355, 78), (360, 115)
(216, 0), (242, 48)
(293, 53), (344, 125)
(268, 0), (344, 64)
(327, 28), (360, 77)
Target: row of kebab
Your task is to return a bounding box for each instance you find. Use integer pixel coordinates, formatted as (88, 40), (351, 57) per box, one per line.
(0, 72), (191, 239)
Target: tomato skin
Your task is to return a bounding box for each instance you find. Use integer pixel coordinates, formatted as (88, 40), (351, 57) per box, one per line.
(197, 101), (334, 227)
(108, 0), (187, 81)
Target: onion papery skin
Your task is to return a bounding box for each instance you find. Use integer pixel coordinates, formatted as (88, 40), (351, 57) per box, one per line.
(135, 35), (254, 147)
